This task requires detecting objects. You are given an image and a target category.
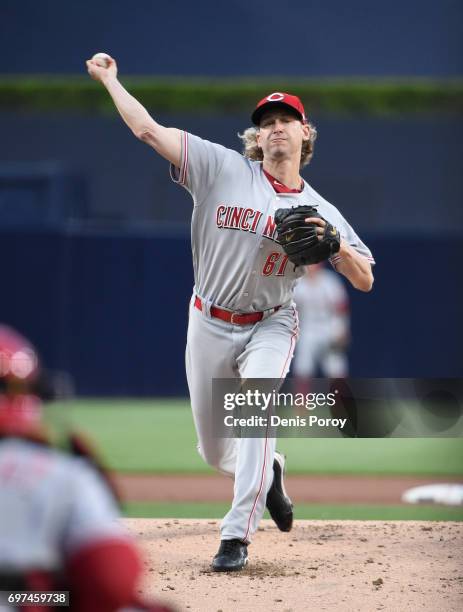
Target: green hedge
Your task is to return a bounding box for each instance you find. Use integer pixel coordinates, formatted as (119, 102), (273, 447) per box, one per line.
(1, 77), (462, 115)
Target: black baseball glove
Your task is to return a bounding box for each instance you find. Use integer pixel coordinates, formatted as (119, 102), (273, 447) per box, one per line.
(274, 205), (341, 266)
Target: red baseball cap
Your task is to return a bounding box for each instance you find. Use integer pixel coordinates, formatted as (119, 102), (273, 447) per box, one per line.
(251, 92), (307, 126)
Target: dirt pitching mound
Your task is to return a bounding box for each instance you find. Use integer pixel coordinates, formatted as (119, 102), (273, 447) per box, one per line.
(124, 519), (463, 612)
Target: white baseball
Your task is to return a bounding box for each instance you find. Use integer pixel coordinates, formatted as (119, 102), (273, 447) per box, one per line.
(92, 53), (111, 68)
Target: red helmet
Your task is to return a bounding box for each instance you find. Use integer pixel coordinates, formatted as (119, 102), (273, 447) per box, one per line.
(0, 325), (45, 440)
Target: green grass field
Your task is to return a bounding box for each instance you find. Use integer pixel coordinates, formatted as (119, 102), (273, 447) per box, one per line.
(45, 399), (463, 521)
(47, 399), (463, 476)
(124, 502), (463, 521)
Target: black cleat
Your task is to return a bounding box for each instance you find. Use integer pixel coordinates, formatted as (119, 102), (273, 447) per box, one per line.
(266, 451), (293, 532)
(212, 539), (248, 572)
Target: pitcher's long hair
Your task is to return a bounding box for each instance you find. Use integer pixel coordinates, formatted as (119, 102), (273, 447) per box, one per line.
(238, 122), (317, 168)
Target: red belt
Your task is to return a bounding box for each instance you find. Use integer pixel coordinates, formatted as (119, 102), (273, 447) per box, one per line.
(194, 296), (280, 325)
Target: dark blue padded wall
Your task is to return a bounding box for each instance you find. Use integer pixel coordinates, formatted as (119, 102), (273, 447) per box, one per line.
(1, 113), (462, 233)
(1, 0), (462, 394)
(1, 109), (462, 394)
(1, 0), (462, 77)
(1, 228), (462, 396)
(1, 229), (192, 395)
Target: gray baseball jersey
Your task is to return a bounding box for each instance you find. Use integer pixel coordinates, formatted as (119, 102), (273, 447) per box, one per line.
(171, 130), (374, 542)
(171, 131), (374, 312)
(0, 438), (125, 572)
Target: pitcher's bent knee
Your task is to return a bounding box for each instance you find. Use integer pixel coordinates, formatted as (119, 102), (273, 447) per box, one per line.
(196, 442), (236, 476)
(196, 443), (222, 469)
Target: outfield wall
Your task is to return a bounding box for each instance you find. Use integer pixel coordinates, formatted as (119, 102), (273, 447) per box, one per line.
(1, 105), (462, 394)
(1, 228), (462, 395)
(1, 0), (461, 77)
(1, 113), (461, 232)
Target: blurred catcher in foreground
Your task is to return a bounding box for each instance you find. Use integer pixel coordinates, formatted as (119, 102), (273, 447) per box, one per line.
(0, 325), (172, 612)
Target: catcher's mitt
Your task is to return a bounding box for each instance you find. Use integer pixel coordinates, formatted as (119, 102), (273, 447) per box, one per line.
(274, 205), (341, 266)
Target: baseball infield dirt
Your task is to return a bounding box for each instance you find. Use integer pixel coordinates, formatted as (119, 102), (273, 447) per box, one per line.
(116, 473), (463, 504)
(125, 519), (463, 612)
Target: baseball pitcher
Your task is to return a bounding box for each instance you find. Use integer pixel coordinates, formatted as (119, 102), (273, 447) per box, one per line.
(86, 55), (375, 571)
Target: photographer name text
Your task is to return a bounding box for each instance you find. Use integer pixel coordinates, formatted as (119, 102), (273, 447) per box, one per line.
(224, 415), (347, 428)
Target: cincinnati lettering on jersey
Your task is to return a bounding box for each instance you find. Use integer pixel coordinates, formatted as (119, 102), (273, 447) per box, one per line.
(216, 205), (278, 241)
(216, 205), (262, 233)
